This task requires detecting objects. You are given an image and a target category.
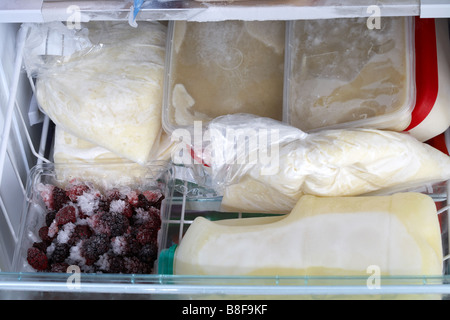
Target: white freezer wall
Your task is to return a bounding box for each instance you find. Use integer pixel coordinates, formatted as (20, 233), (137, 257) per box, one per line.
(0, 23), (43, 271)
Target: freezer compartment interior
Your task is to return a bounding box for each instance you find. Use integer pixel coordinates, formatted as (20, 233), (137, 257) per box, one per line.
(1, 18), (450, 298)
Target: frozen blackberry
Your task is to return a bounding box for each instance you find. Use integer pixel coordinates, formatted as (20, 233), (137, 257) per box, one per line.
(52, 186), (70, 211)
(135, 221), (158, 245)
(50, 262), (69, 273)
(66, 182), (89, 203)
(39, 226), (54, 244)
(139, 242), (158, 264)
(51, 243), (70, 263)
(100, 254), (125, 273)
(32, 241), (48, 253)
(27, 247), (48, 271)
(136, 193), (151, 210)
(105, 212), (129, 237)
(45, 211), (56, 227)
(55, 205), (77, 226)
(82, 234), (110, 264)
(69, 224), (92, 245)
(92, 211), (129, 237)
(123, 256), (150, 274)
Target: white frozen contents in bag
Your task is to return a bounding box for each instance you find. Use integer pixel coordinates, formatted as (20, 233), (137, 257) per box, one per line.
(194, 115), (450, 214)
(53, 126), (175, 185)
(31, 21), (167, 164)
(53, 126), (174, 164)
(222, 128), (450, 213)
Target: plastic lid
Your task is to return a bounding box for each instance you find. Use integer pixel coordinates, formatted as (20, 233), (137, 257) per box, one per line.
(158, 245), (177, 275)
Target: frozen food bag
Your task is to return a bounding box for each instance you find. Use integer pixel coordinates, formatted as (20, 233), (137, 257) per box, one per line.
(172, 193), (443, 277)
(22, 21), (167, 165)
(53, 126), (175, 164)
(176, 114), (450, 213)
(52, 126), (176, 185)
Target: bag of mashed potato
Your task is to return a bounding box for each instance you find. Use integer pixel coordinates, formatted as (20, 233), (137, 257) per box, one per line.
(22, 21), (167, 165)
(175, 114), (450, 214)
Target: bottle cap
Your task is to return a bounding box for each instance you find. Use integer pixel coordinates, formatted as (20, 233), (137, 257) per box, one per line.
(158, 244), (177, 274)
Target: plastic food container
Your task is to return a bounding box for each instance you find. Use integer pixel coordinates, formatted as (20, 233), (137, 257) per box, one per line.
(162, 20), (286, 134)
(406, 18), (450, 142)
(283, 16), (416, 132)
(12, 161), (173, 274)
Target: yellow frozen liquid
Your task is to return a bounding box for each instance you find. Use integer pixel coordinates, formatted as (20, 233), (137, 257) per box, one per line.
(175, 193), (443, 277)
(169, 21), (285, 126)
(288, 17), (413, 131)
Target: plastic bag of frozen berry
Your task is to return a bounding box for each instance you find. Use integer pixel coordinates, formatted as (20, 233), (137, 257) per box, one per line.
(12, 161), (173, 274)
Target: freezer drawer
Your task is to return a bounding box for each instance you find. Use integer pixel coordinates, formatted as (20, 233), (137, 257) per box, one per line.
(1, 13), (450, 300)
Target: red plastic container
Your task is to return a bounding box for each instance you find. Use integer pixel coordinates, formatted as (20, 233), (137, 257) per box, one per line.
(406, 18), (450, 142)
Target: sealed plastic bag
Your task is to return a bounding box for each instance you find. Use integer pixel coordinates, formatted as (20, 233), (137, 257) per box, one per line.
(22, 21), (167, 165)
(175, 114), (450, 213)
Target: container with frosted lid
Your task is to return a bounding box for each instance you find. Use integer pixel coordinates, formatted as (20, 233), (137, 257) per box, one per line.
(162, 20), (286, 134)
(284, 17), (415, 132)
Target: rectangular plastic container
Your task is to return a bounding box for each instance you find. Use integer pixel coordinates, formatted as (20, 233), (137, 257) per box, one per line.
(12, 161), (173, 274)
(283, 16), (416, 132)
(162, 20), (286, 134)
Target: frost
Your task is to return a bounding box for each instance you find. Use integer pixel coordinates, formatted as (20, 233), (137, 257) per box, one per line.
(48, 220), (59, 238)
(77, 191), (100, 217)
(46, 242), (55, 258)
(134, 207), (149, 225)
(111, 236), (127, 255)
(110, 199), (126, 214)
(95, 253), (111, 271)
(67, 241), (86, 266)
(57, 222), (76, 244)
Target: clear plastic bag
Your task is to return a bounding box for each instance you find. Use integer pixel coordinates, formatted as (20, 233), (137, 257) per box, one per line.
(22, 21), (167, 165)
(174, 114), (450, 213)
